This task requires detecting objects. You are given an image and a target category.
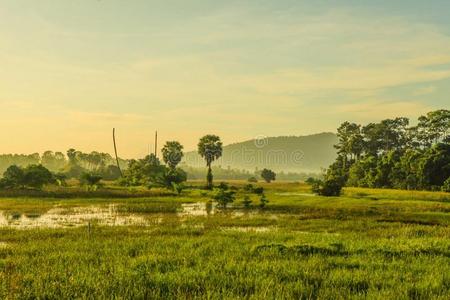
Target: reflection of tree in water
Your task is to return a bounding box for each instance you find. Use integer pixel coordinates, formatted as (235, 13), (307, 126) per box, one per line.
(206, 201), (213, 215)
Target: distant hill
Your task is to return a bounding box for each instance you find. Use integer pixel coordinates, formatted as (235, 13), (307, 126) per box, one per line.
(182, 132), (338, 173)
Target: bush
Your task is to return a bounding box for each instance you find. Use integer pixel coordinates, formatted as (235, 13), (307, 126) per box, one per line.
(305, 177), (317, 185)
(253, 187), (265, 195)
(248, 177), (258, 183)
(442, 177), (450, 193)
(213, 188), (236, 208)
(259, 193), (269, 208)
(171, 182), (185, 195)
(243, 184), (264, 195)
(311, 177), (343, 197)
(242, 195), (252, 208)
(160, 168), (187, 189)
(217, 182), (229, 190)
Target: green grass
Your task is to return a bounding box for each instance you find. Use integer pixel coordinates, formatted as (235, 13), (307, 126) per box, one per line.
(0, 181), (449, 299)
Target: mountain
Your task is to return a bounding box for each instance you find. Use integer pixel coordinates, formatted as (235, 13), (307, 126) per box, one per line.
(182, 132), (338, 173)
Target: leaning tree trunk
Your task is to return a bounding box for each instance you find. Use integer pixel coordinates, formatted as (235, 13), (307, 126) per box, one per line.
(112, 128), (123, 177)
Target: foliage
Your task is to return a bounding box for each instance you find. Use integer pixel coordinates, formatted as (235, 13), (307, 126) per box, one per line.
(442, 177), (450, 193)
(311, 177), (343, 196)
(217, 182), (229, 190)
(305, 177), (317, 185)
(242, 195), (252, 208)
(80, 173), (103, 191)
(243, 184), (264, 195)
(213, 187), (235, 208)
(162, 141), (184, 169)
(198, 135), (223, 189)
(248, 176), (258, 183)
(171, 182), (185, 195)
(253, 186), (265, 195)
(119, 154), (187, 190)
(328, 110), (450, 191)
(259, 193), (269, 208)
(160, 168), (188, 189)
(0, 164), (54, 190)
(261, 168), (276, 183)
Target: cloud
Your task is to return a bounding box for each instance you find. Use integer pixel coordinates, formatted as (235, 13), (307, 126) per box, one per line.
(335, 100), (433, 121)
(413, 86), (436, 96)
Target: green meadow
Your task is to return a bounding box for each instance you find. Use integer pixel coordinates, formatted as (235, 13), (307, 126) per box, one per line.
(0, 182), (449, 299)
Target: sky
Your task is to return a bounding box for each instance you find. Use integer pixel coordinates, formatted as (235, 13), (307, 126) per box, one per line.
(0, 0), (449, 157)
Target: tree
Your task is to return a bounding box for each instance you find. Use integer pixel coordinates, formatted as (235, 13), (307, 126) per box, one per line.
(162, 141), (184, 169)
(335, 122), (363, 168)
(261, 168), (276, 183)
(41, 151), (66, 172)
(327, 110), (450, 192)
(1, 165), (25, 188)
(417, 110), (450, 146)
(198, 135), (223, 189)
(67, 148), (78, 165)
(418, 143), (450, 189)
(101, 165), (123, 181)
(23, 164), (54, 189)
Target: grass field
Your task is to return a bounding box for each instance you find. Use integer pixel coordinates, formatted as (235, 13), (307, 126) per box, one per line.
(0, 182), (449, 299)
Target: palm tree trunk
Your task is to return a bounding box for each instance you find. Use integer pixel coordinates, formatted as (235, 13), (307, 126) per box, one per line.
(206, 163), (213, 189)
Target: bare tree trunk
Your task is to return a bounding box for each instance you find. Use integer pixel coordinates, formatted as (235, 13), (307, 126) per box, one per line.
(113, 128), (123, 177)
(154, 131), (158, 157)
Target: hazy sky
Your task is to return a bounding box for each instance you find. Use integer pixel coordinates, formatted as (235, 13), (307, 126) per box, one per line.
(1, 0), (449, 157)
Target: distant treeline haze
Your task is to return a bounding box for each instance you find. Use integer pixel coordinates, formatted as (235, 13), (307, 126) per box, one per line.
(0, 150), (314, 182)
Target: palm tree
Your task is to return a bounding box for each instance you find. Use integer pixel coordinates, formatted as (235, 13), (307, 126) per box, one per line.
(162, 141), (184, 169)
(198, 135), (222, 189)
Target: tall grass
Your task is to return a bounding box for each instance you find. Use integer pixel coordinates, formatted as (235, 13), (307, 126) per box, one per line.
(0, 182), (449, 298)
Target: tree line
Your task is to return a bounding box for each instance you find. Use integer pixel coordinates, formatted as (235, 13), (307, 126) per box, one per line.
(321, 109), (450, 194)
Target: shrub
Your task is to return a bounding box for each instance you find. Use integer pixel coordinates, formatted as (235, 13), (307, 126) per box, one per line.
(253, 187), (265, 195)
(213, 188), (235, 208)
(217, 182), (229, 190)
(311, 177), (343, 197)
(442, 177), (450, 193)
(160, 168), (187, 189)
(243, 184), (264, 195)
(248, 177), (258, 183)
(259, 193), (269, 208)
(242, 195), (252, 208)
(305, 177), (316, 185)
(243, 184), (254, 192)
(171, 182), (185, 195)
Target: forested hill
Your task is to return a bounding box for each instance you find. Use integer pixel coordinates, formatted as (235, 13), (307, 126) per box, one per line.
(182, 133), (338, 172)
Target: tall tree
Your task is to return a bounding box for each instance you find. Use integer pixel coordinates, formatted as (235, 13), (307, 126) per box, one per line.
(335, 122), (362, 169)
(198, 135), (223, 189)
